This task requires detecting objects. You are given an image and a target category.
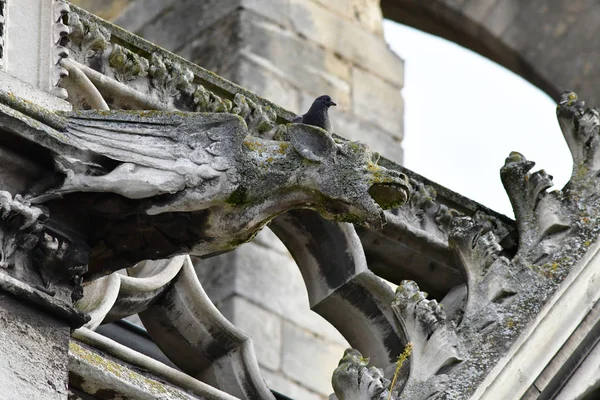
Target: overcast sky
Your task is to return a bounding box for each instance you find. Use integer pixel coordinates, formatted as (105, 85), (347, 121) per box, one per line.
(383, 21), (572, 218)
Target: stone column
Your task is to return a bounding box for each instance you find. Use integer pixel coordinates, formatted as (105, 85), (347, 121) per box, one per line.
(70, 1), (404, 398)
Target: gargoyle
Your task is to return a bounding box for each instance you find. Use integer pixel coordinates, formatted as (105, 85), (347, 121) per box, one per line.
(26, 111), (409, 279)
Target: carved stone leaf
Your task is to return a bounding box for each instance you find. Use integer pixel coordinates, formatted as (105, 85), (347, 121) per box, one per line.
(391, 281), (464, 397)
(500, 152), (569, 261)
(109, 44), (149, 82)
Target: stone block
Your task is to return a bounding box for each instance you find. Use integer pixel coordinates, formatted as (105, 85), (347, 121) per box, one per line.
(311, 0), (384, 35)
(113, 0), (179, 34)
(463, 0), (498, 21)
(219, 296), (282, 371)
(239, 12), (352, 111)
(197, 241), (349, 344)
(352, 66), (404, 135)
(332, 109), (404, 164)
(177, 10), (243, 77)
(0, 294), (70, 399)
(240, 0), (292, 28)
(261, 369), (324, 400)
(483, 0), (521, 37)
(288, 0), (404, 87)
(281, 321), (347, 396)
(235, 55), (301, 112)
(137, 0), (239, 53)
(230, 242), (349, 344)
(193, 252), (238, 304)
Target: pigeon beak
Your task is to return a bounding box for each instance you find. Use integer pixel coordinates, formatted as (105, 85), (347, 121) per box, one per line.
(329, 101), (337, 107)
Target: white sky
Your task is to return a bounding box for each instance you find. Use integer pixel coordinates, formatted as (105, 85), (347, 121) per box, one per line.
(383, 21), (572, 218)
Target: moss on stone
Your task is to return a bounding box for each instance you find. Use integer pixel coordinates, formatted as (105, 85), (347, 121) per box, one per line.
(226, 187), (247, 205)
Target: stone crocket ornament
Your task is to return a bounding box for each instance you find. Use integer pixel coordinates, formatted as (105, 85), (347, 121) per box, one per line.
(293, 95), (337, 132)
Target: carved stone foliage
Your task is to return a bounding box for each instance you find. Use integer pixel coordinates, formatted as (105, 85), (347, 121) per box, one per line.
(377, 91), (600, 399)
(391, 281), (464, 399)
(500, 152), (569, 262)
(338, 92), (600, 400)
(447, 217), (520, 326)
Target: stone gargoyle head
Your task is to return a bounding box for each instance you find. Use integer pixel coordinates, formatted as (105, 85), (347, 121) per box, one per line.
(33, 111), (409, 278)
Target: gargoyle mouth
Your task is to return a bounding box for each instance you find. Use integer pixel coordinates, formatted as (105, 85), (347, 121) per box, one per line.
(368, 181), (410, 210)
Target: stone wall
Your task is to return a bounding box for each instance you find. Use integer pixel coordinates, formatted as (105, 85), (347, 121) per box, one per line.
(110, 0), (405, 164)
(195, 229), (350, 399)
(68, 0), (404, 398)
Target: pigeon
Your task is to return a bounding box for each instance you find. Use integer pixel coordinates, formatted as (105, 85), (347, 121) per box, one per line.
(293, 95), (337, 132)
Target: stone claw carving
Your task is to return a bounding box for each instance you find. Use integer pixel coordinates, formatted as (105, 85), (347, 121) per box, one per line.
(500, 152), (569, 260)
(0, 191), (46, 268)
(391, 281), (464, 398)
(330, 349), (398, 400)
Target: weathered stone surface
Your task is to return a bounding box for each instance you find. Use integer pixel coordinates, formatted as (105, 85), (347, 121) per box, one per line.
(219, 296), (282, 371)
(176, 10), (243, 79)
(330, 348), (399, 400)
(261, 369), (323, 400)
(206, 241), (349, 344)
(0, 293), (70, 399)
(238, 13), (352, 111)
(5, 0), (70, 98)
(234, 55), (301, 112)
(381, 0), (600, 105)
(352, 66), (404, 135)
(281, 321), (347, 396)
(251, 227), (290, 256)
(333, 111), (404, 164)
(288, 0), (404, 86)
(69, 340), (204, 399)
(311, 0), (385, 35)
(113, 0), (177, 33)
(24, 110), (408, 278)
(136, 0), (239, 54)
(462, 0), (498, 21)
(137, 256), (275, 399)
(68, 0), (133, 20)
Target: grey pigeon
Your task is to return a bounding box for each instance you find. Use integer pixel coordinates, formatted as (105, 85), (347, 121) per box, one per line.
(293, 95), (337, 132)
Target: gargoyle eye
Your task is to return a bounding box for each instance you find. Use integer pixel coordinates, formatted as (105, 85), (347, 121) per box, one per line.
(568, 93), (577, 100)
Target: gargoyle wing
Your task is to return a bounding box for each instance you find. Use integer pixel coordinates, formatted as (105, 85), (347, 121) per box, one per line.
(42, 111), (247, 200)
